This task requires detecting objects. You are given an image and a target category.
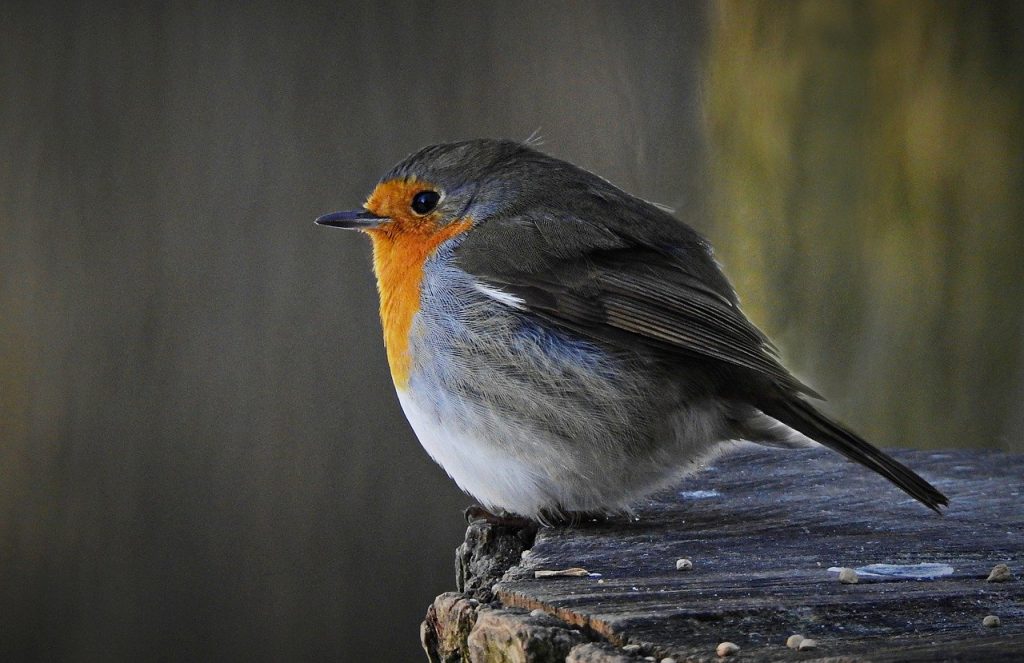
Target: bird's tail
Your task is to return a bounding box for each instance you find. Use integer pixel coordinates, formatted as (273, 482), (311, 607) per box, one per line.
(757, 395), (949, 513)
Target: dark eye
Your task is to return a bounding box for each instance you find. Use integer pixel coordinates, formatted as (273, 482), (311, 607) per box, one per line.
(411, 190), (440, 215)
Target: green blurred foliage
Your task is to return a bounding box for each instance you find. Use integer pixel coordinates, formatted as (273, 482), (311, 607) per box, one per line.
(706, 0), (1024, 450)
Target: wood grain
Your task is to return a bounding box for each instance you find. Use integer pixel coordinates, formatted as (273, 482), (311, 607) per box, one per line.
(428, 447), (1024, 662)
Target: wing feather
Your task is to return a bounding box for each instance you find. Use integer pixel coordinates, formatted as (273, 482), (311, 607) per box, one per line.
(454, 212), (816, 396)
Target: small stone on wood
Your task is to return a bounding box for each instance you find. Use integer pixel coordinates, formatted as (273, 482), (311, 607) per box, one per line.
(716, 641), (740, 657)
(786, 634), (804, 649)
(798, 638), (819, 651)
(983, 615), (1001, 628)
(987, 563), (1013, 582)
(838, 567), (859, 584)
(675, 558), (693, 571)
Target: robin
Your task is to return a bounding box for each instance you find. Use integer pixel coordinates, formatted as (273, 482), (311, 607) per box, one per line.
(316, 139), (948, 523)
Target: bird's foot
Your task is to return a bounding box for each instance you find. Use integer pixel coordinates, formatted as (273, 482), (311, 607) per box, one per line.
(464, 505), (535, 529)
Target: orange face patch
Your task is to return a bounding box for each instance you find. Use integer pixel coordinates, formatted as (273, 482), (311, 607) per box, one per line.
(362, 179), (472, 390)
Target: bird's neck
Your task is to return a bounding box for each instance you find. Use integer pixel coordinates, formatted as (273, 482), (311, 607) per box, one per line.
(368, 221), (472, 390)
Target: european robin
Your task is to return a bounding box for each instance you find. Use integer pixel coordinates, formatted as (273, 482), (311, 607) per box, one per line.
(316, 139), (948, 523)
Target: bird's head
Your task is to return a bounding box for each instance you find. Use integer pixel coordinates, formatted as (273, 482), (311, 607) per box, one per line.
(315, 138), (559, 239)
(316, 139), (555, 387)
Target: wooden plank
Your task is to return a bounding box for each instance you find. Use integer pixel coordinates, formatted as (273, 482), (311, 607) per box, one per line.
(426, 448), (1024, 662)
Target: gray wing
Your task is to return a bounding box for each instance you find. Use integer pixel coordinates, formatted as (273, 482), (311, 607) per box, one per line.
(454, 211), (818, 397)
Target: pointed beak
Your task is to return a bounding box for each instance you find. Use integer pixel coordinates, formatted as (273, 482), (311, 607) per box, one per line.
(314, 209), (389, 230)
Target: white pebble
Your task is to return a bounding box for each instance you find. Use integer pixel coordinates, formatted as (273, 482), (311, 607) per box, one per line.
(983, 615), (1001, 627)
(798, 638), (819, 651)
(530, 609), (546, 618)
(986, 563), (1013, 583)
(785, 634), (804, 649)
(622, 644), (642, 653)
(716, 641), (739, 657)
(838, 567), (859, 584)
(675, 558), (693, 571)
(660, 659), (677, 663)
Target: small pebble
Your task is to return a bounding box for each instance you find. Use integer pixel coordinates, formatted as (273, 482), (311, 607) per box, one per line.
(622, 643), (642, 653)
(986, 563), (1013, 583)
(798, 638), (819, 651)
(467, 598), (479, 607)
(785, 634), (804, 649)
(983, 615), (1001, 628)
(644, 658), (656, 662)
(529, 609), (546, 618)
(660, 659), (677, 663)
(716, 641), (740, 657)
(838, 567), (859, 584)
(675, 558), (693, 571)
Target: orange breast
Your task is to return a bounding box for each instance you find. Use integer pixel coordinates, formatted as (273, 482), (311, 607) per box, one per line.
(364, 179), (472, 390)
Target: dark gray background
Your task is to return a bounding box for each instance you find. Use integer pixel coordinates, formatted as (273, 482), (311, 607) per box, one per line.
(2, 2), (1020, 661)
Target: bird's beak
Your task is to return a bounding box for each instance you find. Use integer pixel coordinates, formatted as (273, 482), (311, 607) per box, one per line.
(314, 209), (389, 230)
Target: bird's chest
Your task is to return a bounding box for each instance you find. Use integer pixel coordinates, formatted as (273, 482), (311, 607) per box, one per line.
(404, 258), (649, 443)
(368, 224), (470, 390)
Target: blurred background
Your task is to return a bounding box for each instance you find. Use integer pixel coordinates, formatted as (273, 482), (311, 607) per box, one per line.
(1, 1), (1021, 660)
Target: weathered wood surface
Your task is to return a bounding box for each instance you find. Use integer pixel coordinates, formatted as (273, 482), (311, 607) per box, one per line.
(423, 448), (1024, 662)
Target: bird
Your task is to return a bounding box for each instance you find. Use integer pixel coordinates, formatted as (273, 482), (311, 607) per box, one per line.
(316, 138), (948, 524)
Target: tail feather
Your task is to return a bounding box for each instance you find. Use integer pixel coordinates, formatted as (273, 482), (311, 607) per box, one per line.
(758, 396), (949, 513)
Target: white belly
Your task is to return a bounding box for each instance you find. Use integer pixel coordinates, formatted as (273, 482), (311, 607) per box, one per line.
(396, 389), (553, 517)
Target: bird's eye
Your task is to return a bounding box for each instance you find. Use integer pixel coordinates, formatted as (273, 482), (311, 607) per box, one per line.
(411, 190), (440, 215)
